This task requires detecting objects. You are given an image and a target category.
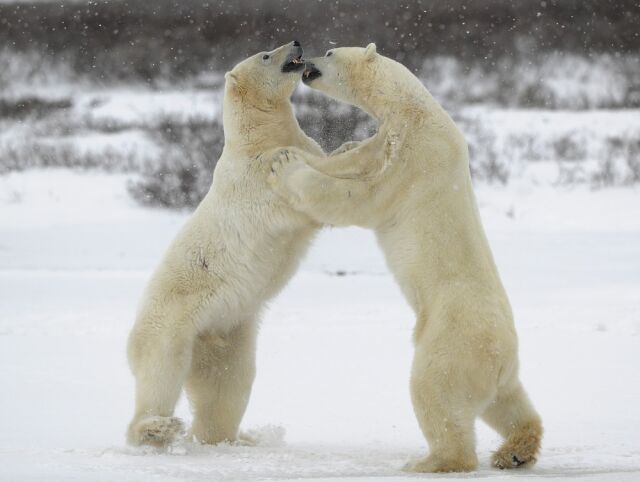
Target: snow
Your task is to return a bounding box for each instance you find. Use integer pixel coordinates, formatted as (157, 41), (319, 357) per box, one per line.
(1, 169), (639, 481)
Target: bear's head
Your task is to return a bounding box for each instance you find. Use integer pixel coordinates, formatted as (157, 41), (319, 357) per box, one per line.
(301, 43), (380, 113)
(225, 41), (305, 107)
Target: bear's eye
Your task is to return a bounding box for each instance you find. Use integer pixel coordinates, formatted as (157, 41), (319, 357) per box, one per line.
(262, 54), (270, 60)
(326, 51), (333, 57)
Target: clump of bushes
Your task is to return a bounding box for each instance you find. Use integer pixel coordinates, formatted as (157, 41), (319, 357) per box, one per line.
(0, 141), (139, 174)
(591, 136), (640, 187)
(127, 117), (223, 208)
(0, 97), (71, 120)
(421, 53), (640, 110)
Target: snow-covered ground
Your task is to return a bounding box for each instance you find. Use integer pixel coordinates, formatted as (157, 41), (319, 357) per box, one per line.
(1, 169), (639, 481)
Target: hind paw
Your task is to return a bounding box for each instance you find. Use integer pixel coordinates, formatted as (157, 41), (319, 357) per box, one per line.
(403, 454), (477, 473)
(492, 450), (536, 469)
(492, 421), (542, 469)
(128, 416), (184, 447)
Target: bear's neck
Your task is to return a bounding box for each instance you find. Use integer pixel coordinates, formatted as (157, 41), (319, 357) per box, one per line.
(359, 58), (445, 128)
(223, 95), (302, 155)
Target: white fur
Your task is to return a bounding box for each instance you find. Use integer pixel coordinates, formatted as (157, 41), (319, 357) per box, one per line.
(126, 42), (326, 447)
(269, 45), (543, 473)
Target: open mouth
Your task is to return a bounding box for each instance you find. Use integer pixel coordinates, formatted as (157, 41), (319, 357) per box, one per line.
(302, 64), (322, 84)
(281, 53), (305, 73)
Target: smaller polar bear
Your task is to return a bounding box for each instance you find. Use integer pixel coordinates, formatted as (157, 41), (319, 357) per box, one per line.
(126, 41), (395, 447)
(269, 44), (542, 472)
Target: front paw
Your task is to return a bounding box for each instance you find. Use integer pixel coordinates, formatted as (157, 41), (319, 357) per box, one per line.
(267, 150), (289, 191)
(268, 148), (294, 183)
(127, 416), (185, 447)
(267, 149), (304, 204)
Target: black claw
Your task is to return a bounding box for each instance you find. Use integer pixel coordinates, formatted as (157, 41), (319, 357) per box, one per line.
(512, 455), (524, 466)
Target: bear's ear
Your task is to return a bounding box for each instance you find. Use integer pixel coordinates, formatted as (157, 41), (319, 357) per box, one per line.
(225, 71), (248, 96)
(364, 43), (377, 61)
(225, 71), (239, 87)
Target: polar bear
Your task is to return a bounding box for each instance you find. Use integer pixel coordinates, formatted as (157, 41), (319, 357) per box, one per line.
(268, 44), (543, 472)
(126, 41), (395, 447)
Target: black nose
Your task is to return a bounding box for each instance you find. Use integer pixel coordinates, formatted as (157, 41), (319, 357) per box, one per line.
(293, 40), (301, 47)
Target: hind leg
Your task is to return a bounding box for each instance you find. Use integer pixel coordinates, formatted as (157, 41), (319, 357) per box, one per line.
(185, 321), (258, 444)
(482, 379), (543, 469)
(126, 296), (198, 447)
(404, 341), (495, 473)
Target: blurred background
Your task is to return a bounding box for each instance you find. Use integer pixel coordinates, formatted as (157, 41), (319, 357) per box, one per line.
(1, 0), (638, 207)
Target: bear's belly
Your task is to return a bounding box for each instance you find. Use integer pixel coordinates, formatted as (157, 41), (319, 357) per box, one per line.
(190, 222), (317, 332)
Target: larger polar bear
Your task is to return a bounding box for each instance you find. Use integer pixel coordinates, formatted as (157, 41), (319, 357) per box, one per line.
(126, 41), (394, 447)
(269, 44), (543, 472)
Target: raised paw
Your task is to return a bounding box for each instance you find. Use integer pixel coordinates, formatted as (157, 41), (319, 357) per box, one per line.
(269, 149), (288, 173)
(127, 416), (184, 447)
(268, 149), (295, 186)
(267, 148), (305, 196)
(269, 148), (302, 174)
